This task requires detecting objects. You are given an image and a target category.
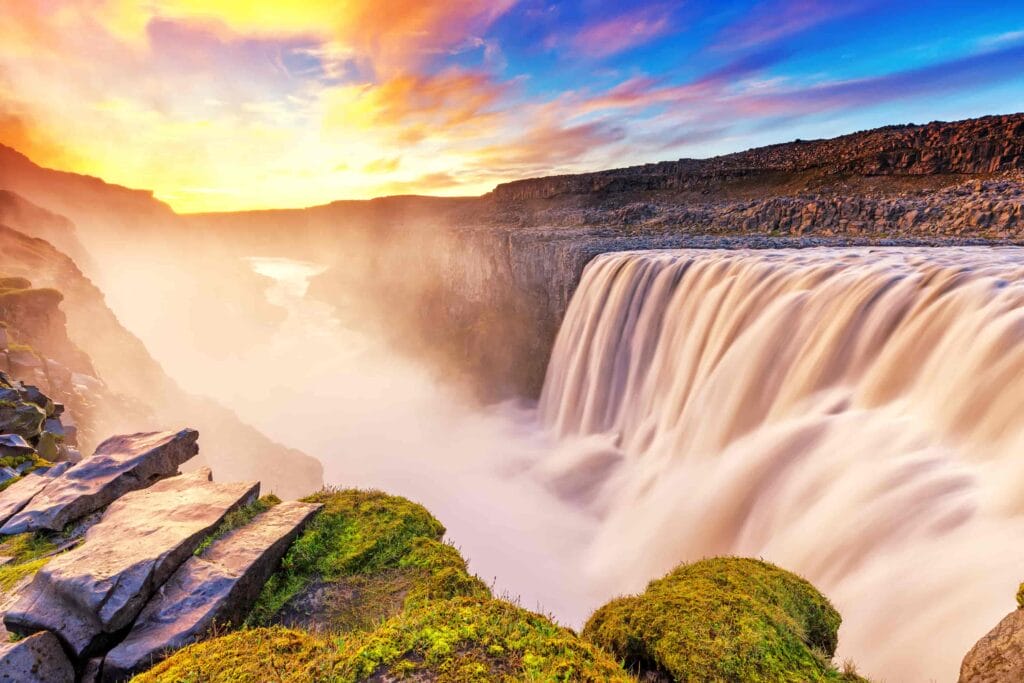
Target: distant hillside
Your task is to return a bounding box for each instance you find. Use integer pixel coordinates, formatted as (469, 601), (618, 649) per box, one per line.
(491, 113), (1024, 202)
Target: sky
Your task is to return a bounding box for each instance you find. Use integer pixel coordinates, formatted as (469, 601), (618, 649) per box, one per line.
(1, 1), (1024, 213)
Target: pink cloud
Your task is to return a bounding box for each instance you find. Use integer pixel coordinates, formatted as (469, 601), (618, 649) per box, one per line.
(715, 0), (876, 49)
(571, 7), (673, 59)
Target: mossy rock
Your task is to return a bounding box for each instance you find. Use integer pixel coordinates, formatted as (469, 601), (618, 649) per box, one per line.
(582, 557), (862, 683)
(136, 598), (633, 682)
(249, 488), (475, 628)
(0, 401), (45, 440)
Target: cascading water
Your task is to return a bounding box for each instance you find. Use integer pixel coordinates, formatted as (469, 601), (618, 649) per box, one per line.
(537, 247), (1024, 682)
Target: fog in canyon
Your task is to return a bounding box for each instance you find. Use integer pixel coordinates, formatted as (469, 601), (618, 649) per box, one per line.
(78, 239), (1024, 683)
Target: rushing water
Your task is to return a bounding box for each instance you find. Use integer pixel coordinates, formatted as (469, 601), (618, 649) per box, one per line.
(538, 247), (1024, 682)
(137, 247), (1024, 682)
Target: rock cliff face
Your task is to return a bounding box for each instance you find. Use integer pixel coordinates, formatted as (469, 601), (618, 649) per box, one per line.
(4, 113), (1024, 404)
(491, 114), (1024, 201)
(0, 213), (322, 496)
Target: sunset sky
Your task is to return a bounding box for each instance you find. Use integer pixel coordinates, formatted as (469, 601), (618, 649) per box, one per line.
(2, 1), (1024, 213)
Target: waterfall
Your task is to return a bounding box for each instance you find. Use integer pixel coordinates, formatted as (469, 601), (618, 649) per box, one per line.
(538, 247), (1024, 682)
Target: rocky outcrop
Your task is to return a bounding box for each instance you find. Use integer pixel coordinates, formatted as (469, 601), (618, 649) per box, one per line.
(101, 500), (321, 681)
(4, 467), (259, 659)
(960, 609), (1024, 682)
(492, 114), (1024, 202)
(0, 372), (79, 468)
(0, 462), (71, 526)
(0, 630), (74, 682)
(0, 429), (198, 534)
(0, 222), (322, 496)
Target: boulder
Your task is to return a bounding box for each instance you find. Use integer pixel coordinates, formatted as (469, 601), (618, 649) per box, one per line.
(42, 418), (64, 438)
(0, 433), (33, 459)
(0, 401), (45, 440)
(17, 385), (54, 417)
(0, 631), (74, 682)
(0, 462), (72, 527)
(3, 468), (259, 660)
(35, 430), (60, 461)
(960, 609), (1024, 682)
(101, 500), (322, 681)
(0, 429), (199, 534)
(0, 467), (17, 486)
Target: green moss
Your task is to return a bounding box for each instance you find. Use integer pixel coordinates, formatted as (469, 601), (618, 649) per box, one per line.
(1016, 582), (1024, 609)
(335, 598), (633, 682)
(248, 488), (446, 625)
(137, 599), (633, 683)
(399, 537), (491, 609)
(582, 557), (861, 683)
(131, 627), (335, 683)
(193, 494), (281, 557)
(0, 532), (59, 593)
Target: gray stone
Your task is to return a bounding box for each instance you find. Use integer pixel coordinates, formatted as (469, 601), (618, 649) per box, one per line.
(0, 467), (17, 486)
(101, 500), (322, 681)
(17, 386), (54, 417)
(0, 462), (72, 527)
(0, 401), (45, 441)
(0, 433), (33, 459)
(42, 418), (64, 438)
(0, 429), (199, 534)
(0, 631), (74, 682)
(3, 469), (259, 660)
(961, 608), (1024, 682)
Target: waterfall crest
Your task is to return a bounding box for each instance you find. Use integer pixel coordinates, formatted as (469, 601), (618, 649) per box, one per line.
(539, 247), (1024, 682)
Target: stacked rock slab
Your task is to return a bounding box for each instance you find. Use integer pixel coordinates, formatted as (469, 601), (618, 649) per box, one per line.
(0, 631), (74, 682)
(0, 461), (71, 526)
(101, 500), (323, 681)
(0, 429), (199, 534)
(4, 467), (259, 659)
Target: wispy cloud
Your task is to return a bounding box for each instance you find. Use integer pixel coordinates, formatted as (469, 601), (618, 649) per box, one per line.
(570, 6), (674, 58)
(713, 0), (877, 49)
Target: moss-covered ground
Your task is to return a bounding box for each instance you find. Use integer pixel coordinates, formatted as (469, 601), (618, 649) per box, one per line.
(247, 488), (469, 628)
(582, 557), (866, 683)
(138, 489), (631, 682)
(136, 598), (633, 683)
(0, 532), (58, 592)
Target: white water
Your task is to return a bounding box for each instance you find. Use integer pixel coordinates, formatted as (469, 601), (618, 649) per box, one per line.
(538, 247), (1024, 682)
(101, 246), (1024, 682)
(219, 257), (603, 624)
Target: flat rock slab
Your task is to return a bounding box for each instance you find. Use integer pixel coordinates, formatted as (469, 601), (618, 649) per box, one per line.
(961, 609), (1024, 682)
(0, 462), (72, 528)
(3, 468), (259, 660)
(0, 630), (74, 682)
(0, 429), (199, 534)
(101, 500), (322, 681)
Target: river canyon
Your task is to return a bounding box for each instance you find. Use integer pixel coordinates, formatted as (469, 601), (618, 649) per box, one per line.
(3, 113), (1024, 682)
(101, 245), (1024, 682)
